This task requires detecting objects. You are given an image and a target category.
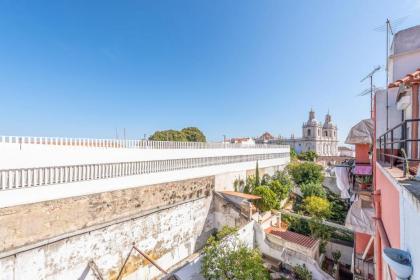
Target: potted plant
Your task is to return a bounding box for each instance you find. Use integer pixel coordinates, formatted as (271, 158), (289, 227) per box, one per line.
(356, 175), (372, 190)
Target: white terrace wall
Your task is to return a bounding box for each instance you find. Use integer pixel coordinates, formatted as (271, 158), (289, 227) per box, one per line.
(0, 142), (289, 207)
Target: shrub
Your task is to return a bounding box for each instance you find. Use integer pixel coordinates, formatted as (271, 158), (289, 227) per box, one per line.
(201, 227), (269, 280)
(332, 250), (342, 264)
(272, 170), (293, 190)
(300, 182), (326, 198)
(253, 186), (280, 212)
(304, 196), (331, 218)
(309, 217), (332, 254)
(269, 180), (292, 202)
(293, 264), (312, 280)
(287, 162), (324, 185)
(243, 175), (256, 194)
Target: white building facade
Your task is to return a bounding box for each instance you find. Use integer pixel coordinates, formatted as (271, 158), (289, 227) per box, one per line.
(282, 110), (339, 156)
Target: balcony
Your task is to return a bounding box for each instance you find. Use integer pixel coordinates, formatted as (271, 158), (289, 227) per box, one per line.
(377, 119), (420, 176)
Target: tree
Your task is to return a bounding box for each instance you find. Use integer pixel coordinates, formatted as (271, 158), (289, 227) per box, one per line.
(148, 130), (187, 141)
(149, 127), (207, 142)
(255, 161), (260, 187)
(287, 162), (324, 185)
(293, 264), (312, 280)
(304, 196), (331, 218)
(181, 127), (206, 142)
(253, 186), (279, 212)
(300, 182), (326, 198)
(269, 180), (292, 202)
(273, 170), (293, 189)
(290, 148), (298, 161)
(297, 151), (318, 162)
(201, 227), (269, 280)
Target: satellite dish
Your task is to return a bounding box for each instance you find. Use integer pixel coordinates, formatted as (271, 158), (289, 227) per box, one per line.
(383, 248), (413, 279)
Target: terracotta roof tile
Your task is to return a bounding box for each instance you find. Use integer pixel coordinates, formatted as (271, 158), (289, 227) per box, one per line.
(265, 227), (318, 249)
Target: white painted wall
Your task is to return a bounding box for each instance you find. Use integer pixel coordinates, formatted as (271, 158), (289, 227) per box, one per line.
(399, 187), (420, 280)
(0, 143), (288, 169)
(0, 157), (289, 208)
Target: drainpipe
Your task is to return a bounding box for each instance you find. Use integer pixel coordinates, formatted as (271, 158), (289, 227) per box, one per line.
(411, 83), (419, 161)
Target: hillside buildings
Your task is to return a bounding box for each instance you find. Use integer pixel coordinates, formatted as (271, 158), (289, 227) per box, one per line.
(257, 110), (339, 156)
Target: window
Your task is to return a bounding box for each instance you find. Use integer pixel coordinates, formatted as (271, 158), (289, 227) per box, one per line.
(324, 131), (328, 137)
(307, 129), (311, 137)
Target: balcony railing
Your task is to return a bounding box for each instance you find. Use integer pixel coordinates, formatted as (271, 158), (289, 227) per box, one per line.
(353, 254), (375, 280)
(377, 119), (420, 176)
(0, 152), (289, 191)
(0, 136), (288, 150)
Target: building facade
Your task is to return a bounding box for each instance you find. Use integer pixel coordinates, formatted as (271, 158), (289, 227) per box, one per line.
(282, 110), (339, 156)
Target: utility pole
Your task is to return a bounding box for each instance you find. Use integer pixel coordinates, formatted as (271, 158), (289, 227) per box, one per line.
(385, 18), (394, 130)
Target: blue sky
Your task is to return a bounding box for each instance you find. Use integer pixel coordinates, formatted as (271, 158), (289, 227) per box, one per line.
(1, 0), (420, 142)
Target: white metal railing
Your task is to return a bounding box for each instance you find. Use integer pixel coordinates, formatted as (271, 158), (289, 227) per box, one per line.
(0, 136), (288, 149)
(0, 153), (289, 191)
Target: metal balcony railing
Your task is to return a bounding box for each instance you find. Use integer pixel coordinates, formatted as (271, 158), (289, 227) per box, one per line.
(0, 152), (289, 191)
(353, 253), (375, 280)
(377, 118), (420, 176)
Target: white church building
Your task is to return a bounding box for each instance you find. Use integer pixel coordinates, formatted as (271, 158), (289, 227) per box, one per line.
(282, 109), (339, 156)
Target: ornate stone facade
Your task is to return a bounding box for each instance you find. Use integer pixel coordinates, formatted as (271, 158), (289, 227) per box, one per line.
(282, 110), (339, 156)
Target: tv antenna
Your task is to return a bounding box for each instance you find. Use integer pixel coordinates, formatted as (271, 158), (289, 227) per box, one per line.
(375, 16), (408, 129)
(360, 66), (381, 118)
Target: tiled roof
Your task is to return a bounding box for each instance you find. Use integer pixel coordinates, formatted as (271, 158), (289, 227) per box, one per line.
(388, 68), (420, 88)
(265, 227), (318, 249)
(220, 191), (261, 200)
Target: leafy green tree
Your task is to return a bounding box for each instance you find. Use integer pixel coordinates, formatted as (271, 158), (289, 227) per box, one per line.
(201, 227), (269, 280)
(327, 191), (349, 224)
(148, 130), (188, 141)
(300, 182), (326, 198)
(293, 264), (312, 280)
(181, 127), (206, 142)
(269, 180), (292, 202)
(272, 170), (293, 190)
(297, 151), (318, 162)
(304, 196), (331, 218)
(287, 162), (324, 185)
(253, 186), (279, 211)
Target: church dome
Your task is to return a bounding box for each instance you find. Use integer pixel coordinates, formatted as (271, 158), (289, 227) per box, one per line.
(305, 109), (320, 126)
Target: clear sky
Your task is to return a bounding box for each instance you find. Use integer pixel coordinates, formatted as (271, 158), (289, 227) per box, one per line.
(1, 0), (420, 142)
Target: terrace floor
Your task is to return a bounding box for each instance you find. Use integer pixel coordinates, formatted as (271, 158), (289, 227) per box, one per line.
(379, 163), (420, 202)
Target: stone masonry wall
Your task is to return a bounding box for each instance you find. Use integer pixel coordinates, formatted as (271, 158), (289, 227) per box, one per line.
(0, 196), (214, 280)
(0, 176), (213, 253)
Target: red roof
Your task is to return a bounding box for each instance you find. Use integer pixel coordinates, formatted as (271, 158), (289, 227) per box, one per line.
(388, 68), (420, 88)
(265, 227), (318, 249)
